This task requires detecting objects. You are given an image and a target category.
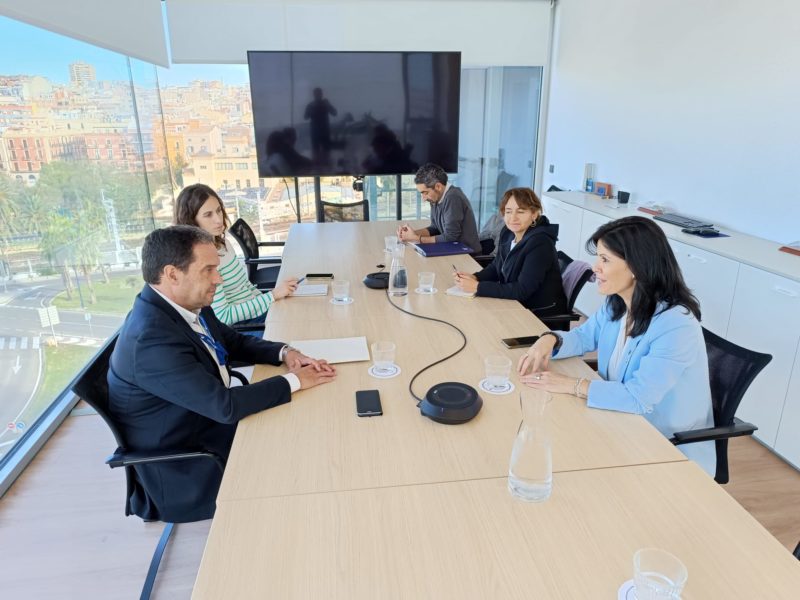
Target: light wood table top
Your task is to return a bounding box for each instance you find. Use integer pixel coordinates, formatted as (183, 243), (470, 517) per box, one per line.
(218, 307), (684, 502)
(269, 221), (529, 322)
(196, 461), (800, 599)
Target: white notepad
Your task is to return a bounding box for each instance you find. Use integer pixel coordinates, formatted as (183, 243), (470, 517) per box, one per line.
(445, 285), (476, 298)
(288, 336), (370, 364)
(292, 284), (328, 297)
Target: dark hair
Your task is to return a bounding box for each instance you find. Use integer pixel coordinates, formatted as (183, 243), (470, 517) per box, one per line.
(499, 187), (542, 215)
(587, 216), (700, 337)
(174, 184), (229, 249)
(142, 225), (214, 285)
(414, 163), (448, 187)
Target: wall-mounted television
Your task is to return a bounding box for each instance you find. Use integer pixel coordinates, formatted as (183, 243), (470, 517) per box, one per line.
(247, 51), (461, 178)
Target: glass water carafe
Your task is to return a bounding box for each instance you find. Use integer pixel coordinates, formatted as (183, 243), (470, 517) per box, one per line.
(388, 247), (408, 296)
(508, 390), (552, 502)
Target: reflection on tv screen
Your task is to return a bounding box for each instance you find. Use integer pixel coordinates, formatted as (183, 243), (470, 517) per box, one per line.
(247, 51), (461, 178)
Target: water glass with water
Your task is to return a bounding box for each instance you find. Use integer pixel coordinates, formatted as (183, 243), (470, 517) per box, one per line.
(484, 355), (512, 391)
(384, 235), (398, 254)
(508, 390), (552, 502)
(633, 548), (687, 599)
(418, 271), (436, 293)
(331, 279), (350, 303)
(371, 341), (396, 375)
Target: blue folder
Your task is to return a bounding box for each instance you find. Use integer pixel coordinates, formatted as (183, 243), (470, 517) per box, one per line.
(412, 241), (474, 257)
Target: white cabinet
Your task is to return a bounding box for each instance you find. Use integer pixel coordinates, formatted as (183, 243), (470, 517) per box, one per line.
(540, 196), (582, 260)
(775, 341), (800, 469)
(669, 239), (739, 337)
(574, 210), (611, 317)
(726, 265), (800, 446)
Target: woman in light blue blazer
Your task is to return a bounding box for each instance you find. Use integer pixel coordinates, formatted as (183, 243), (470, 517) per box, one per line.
(518, 216), (716, 475)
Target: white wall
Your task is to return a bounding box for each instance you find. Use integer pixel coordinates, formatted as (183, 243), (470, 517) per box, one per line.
(542, 0), (800, 243)
(167, 0), (552, 67)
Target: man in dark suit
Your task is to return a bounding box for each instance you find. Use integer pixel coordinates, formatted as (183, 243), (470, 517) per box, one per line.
(108, 225), (335, 522)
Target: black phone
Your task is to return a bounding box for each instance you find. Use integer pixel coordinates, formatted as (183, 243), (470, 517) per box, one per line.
(305, 273), (334, 279)
(501, 335), (540, 349)
(356, 389), (383, 417)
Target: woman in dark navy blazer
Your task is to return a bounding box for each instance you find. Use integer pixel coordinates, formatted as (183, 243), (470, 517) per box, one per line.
(453, 187), (567, 319)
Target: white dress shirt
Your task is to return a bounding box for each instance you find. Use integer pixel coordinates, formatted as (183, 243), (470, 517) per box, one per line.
(149, 285), (301, 392)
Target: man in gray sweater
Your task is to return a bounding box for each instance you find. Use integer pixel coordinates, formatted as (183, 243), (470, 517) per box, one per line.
(397, 163), (481, 253)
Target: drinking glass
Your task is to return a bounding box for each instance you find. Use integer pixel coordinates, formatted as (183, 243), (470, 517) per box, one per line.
(384, 235), (398, 254)
(371, 341), (397, 375)
(484, 355), (512, 391)
(331, 279), (350, 303)
(418, 271), (436, 293)
(633, 548), (688, 600)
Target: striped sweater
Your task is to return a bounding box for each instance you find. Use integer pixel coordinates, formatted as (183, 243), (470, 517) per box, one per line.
(210, 239), (274, 324)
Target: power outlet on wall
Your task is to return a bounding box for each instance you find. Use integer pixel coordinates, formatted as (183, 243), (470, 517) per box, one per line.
(548, 164), (555, 173)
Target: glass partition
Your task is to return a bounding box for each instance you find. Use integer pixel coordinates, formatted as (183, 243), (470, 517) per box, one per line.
(0, 17), (163, 466)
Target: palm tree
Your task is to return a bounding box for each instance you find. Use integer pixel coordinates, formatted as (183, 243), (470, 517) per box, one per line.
(0, 175), (16, 237)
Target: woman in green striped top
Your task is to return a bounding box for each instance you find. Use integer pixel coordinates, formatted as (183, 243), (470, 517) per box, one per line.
(174, 184), (297, 327)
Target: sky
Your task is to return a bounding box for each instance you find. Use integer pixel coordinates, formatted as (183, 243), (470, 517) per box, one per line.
(0, 15), (249, 88)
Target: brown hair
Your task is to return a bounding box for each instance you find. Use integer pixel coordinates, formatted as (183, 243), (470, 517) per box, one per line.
(173, 184), (229, 249)
(499, 187), (543, 215)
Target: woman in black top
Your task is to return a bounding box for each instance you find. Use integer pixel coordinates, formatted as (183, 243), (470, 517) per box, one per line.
(453, 187), (568, 318)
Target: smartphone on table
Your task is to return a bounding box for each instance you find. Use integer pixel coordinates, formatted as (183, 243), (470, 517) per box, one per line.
(356, 389), (383, 417)
(501, 335), (540, 349)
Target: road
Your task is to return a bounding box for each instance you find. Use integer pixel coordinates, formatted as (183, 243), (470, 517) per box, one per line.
(0, 276), (128, 457)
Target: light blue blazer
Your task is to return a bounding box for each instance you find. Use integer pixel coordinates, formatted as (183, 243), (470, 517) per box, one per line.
(554, 301), (716, 475)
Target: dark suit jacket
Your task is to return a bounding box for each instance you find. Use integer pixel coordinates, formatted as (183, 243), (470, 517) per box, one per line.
(108, 285), (291, 522)
(475, 215), (568, 317)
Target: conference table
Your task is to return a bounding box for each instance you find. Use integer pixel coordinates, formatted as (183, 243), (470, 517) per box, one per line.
(193, 221), (800, 598)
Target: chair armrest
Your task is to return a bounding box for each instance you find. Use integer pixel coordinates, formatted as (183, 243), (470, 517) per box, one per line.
(538, 313), (581, 326)
(107, 450), (225, 472)
(229, 370), (249, 386)
(232, 322), (265, 333)
(244, 257), (282, 265)
(670, 418), (757, 445)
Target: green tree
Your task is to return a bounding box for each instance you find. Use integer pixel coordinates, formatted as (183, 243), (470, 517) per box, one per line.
(39, 214), (75, 300)
(0, 174), (16, 236)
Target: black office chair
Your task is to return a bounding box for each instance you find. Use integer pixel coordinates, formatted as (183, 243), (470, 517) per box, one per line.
(320, 199), (369, 222)
(671, 327), (772, 484)
(227, 218), (283, 291)
(793, 541), (800, 561)
(70, 334), (237, 600)
(538, 250), (594, 332)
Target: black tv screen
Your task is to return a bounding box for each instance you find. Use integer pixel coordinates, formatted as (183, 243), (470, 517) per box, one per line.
(247, 51), (461, 178)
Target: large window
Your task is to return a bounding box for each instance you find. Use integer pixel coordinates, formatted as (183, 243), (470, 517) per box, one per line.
(0, 19), (543, 483)
(0, 17), (168, 467)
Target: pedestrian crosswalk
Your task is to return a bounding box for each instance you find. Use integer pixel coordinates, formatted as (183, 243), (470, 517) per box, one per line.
(0, 335), (101, 350)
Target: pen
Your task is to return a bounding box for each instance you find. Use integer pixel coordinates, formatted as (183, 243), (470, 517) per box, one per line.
(452, 264), (460, 279)
(296, 276), (305, 285)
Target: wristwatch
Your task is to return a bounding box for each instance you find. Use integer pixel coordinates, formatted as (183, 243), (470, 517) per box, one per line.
(539, 331), (563, 352)
(280, 345), (300, 362)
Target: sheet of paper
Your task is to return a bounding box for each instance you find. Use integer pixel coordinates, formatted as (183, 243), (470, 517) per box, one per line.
(289, 336), (370, 364)
(445, 285), (476, 298)
(292, 284), (328, 297)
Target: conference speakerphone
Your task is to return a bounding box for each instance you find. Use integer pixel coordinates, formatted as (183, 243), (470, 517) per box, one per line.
(653, 213), (714, 229)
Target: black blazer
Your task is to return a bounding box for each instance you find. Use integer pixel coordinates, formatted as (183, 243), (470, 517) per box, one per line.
(108, 285), (291, 522)
(475, 215), (568, 317)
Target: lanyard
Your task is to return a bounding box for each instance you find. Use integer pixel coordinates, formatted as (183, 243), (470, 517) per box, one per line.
(197, 314), (228, 366)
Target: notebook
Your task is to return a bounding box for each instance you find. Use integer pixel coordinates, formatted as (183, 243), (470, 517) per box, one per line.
(292, 284), (328, 297)
(412, 241), (474, 257)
